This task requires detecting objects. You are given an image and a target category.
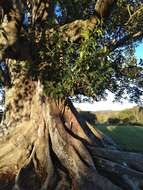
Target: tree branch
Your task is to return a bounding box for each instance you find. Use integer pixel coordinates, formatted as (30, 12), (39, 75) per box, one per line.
(0, 0), (118, 60)
(109, 31), (143, 51)
(95, 0), (117, 18)
(0, 0), (22, 59)
(125, 5), (143, 26)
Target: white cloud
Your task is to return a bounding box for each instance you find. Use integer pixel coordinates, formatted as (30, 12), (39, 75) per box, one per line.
(73, 92), (136, 111)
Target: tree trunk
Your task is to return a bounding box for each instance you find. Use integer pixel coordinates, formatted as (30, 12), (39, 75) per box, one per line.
(0, 79), (143, 190)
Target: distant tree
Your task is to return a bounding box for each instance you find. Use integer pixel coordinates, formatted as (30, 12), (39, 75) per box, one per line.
(0, 0), (143, 189)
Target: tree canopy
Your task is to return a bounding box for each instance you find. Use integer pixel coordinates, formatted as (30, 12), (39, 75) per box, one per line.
(0, 0), (143, 102)
(1, 1), (143, 190)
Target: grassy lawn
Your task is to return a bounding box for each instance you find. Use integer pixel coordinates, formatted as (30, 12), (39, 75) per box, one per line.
(96, 124), (143, 153)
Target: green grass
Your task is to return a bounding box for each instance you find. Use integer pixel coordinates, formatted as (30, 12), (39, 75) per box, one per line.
(96, 124), (143, 153)
(79, 107), (143, 153)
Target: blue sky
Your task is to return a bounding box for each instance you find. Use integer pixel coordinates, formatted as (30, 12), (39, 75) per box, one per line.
(135, 43), (143, 59)
(74, 43), (143, 111)
(135, 42), (143, 106)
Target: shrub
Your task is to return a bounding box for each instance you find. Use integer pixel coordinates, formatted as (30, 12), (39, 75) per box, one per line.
(108, 118), (121, 125)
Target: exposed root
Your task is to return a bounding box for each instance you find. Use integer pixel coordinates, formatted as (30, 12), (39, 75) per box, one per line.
(0, 81), (143, 189)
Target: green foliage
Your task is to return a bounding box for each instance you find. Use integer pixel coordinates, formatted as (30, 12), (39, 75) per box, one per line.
(117, 106), (143, 124)
(38, 4), (143, 101)
(90, 106), (143, 125)
(13, 28), (143, 101)
(3, 0), (143, 101)
(37, 26), (115, 99)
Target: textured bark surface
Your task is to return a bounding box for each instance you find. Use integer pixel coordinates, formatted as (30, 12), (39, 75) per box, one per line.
(0, 80), (143, 190)
(0, 0), (143, 189)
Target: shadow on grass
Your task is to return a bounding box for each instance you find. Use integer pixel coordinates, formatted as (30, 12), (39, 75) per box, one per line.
(96, 123), (143, 153)
(79, 111), (97, 125)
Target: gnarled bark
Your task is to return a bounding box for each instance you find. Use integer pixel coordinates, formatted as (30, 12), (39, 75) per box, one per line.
(0, 79), (143, 190)
(0, 1), (143, 190)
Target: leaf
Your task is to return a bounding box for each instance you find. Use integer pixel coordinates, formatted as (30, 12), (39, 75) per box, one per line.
(81, 30), (90, 40)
